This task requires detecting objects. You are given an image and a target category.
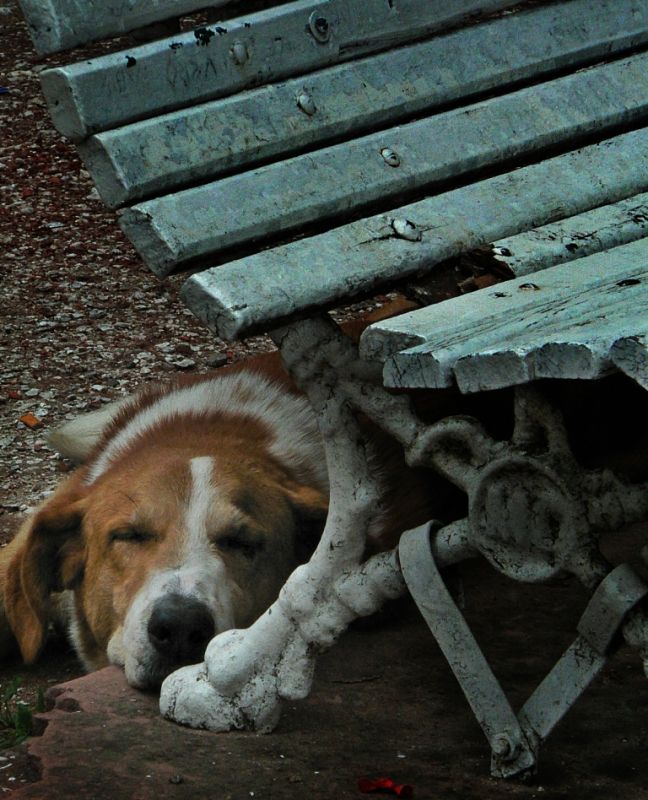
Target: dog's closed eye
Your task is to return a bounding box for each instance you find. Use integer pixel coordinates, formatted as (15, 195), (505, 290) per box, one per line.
(109, 527), (157, 545)
(213, 530), (263, 560)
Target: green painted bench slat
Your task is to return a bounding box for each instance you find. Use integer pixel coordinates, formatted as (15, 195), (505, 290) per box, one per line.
(17, 0), (234, 55)
(182, 127), (648, 339)
(38, 0), (517, 141)
(80, 0), (648, 208)
(373, 237), (648, 392)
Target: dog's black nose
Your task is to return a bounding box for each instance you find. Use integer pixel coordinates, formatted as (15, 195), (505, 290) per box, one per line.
(147, 594), (215, 665)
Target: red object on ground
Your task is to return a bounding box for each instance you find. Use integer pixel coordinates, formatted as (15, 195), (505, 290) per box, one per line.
(19, 411), (42, 429)
(358, 776), (414, 797)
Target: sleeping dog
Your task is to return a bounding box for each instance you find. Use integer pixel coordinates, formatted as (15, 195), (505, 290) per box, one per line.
(0, 351), (441, 690)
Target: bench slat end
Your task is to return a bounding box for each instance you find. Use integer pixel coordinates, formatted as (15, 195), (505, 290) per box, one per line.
(17, 0), (64, 55)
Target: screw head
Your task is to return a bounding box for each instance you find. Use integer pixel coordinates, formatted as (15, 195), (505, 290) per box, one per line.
(297, 90), (316, 116)
(380, 147), (400, 167)
(308, 11), (331, 42)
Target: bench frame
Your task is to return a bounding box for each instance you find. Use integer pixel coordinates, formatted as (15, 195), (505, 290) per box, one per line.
(160, 315), (648, 779)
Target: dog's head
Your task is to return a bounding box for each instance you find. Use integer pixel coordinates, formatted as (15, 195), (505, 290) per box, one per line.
(4, 442), (327, 689)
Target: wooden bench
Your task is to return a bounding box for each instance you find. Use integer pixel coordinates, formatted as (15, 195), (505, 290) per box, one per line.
(19, 0), (648, 779)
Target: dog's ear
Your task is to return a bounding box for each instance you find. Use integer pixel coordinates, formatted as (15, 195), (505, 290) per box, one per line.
(3, 478), (88, 663)
(282, 483), (329, 562)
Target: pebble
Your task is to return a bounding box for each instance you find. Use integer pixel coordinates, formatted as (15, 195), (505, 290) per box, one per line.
(207, 352), (229, 368)
(171, 358), (196, 370)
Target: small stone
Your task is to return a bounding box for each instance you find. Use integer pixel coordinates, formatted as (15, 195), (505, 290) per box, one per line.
(19, 412), (42, 429)
(207, 352), (228, 368)
(171, 358), (196, 370)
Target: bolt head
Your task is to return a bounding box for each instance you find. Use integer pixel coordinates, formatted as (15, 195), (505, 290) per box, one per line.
(492, 733), (522, 762)
(308, 11), (331, 42)
(297, 90), (316, 116)
(391, 218), (421, 242)
(381, 147), (400, 167)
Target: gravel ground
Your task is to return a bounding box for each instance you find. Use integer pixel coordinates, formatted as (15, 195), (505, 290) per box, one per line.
(0, 1), (281, 543)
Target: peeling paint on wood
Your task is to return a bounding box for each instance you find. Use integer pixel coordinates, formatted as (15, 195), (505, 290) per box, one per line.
(183, 127), (648, 339)
(377, 237), (648, 392)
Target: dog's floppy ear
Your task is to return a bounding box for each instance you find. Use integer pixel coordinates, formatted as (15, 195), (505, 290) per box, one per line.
(3, 477), (88, 663)
(282, 483), (329, 562)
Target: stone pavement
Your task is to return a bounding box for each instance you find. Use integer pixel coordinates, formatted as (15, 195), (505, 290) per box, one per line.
(10, 547), (648, 800)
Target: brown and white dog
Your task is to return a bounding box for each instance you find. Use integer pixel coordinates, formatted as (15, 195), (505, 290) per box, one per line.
(0, 344), (442, 690)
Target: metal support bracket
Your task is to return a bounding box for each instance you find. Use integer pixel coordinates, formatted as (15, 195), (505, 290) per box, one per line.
(400, 522), (648, 778)
(519, 563), (648, 748)
(399, 522), (537, 778)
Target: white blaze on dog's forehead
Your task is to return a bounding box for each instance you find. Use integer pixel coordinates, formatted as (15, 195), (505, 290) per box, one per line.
(184, 456), (216, 555)
(84, 372), (327, 490)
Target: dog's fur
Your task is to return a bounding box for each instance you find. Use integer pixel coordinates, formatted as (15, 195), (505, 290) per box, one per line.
(0, 342), (442, 689)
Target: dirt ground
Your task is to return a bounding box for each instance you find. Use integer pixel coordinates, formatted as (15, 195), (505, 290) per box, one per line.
(4, 547), (648, 800)
(3, 1), (648, 797)
(0, 0), (278, 531)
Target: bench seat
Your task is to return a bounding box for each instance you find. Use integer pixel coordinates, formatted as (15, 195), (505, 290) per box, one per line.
(362, 235), (648, 393)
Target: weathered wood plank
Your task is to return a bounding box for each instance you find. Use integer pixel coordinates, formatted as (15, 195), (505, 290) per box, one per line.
(375, 237), (648, 393)
(120, 52), (648, 274)
(39, 0), (521, 141)
(610, 336), (648, 391)
(181, 127), (648, 340)
(81, 0), (648, 208)
(489, 193), (648, 277)
(17, 0), (234, 55)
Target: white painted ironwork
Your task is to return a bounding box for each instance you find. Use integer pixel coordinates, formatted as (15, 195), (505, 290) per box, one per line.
(158, 316), (648, 779)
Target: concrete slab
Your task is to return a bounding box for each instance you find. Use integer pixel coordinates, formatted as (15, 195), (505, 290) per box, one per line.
(10, 545), (648, 800)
